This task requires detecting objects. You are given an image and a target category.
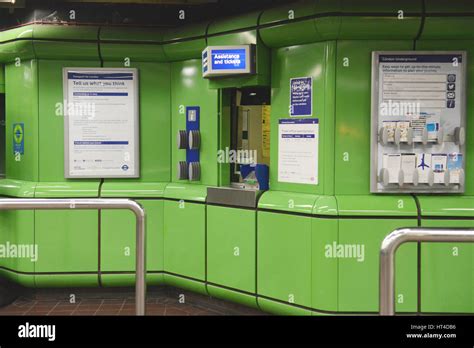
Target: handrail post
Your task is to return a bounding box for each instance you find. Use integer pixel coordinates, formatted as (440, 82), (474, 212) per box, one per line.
(0, 198), (146, 316)
(379, 227), (474, 316)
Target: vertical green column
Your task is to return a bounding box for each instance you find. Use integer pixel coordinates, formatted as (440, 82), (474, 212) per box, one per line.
(207, 205), (256, 293)
(163, 200), (205, 280)
(257, 211), (312, 308)
(0, 65), (4, 93)
(5, 60), (39, 182)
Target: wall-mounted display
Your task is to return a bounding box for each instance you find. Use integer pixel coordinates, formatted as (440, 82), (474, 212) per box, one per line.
(63, 68), (139, 178)
(202, 45), (256, 78)
(370, 51), (466, 193)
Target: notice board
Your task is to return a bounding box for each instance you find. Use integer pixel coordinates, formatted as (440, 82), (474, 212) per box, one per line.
(63, 68), (139, 178)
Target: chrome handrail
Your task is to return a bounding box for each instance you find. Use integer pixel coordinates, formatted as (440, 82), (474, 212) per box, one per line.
(0, 198), (146, 316)
(379, 227), (474, 316)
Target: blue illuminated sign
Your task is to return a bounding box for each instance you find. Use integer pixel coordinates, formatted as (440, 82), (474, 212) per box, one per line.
(202, 45), (254, 78)
(210, 49), (247, 70)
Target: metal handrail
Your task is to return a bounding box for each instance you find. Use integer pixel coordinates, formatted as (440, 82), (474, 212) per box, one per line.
(0, 198), (146, 316)
(379, 227), (474, 316)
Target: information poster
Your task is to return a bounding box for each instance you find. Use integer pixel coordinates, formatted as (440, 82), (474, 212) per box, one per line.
(278, 118), (318, 185)
(371, 51), (466, 193)
(63, 68), (139, 178)
(290, 77), (312, 117)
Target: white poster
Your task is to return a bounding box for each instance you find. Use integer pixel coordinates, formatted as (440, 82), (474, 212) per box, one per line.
(278, 118), (319, 185)
(63, 68), (139, 178)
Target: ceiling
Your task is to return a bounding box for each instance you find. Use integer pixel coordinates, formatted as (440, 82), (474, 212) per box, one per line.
(0, 0), (297, 29)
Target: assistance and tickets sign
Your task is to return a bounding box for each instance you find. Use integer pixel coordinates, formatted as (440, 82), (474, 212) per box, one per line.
(63, 68), (139, 178)
(202, 45), (255, 78)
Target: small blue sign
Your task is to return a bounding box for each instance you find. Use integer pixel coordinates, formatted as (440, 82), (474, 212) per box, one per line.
(13, 123), (24, 155)
(211, 49), (247, 71)
(186, 106), (200, 163)
(290, 77), (312, 117)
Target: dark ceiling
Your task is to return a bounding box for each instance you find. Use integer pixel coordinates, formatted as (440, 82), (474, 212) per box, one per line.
(0, 0), (298, 30)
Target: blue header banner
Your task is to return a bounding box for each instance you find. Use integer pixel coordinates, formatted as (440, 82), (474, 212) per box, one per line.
(68, 72), (134, 80)
(379, 54), (463, 63)
(290, 77), (312, 117)
(279, 118), (318, 124)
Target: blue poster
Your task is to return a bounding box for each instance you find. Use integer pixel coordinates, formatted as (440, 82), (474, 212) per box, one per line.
(290, 77), (312, 117)
(13, 123), (24, 155)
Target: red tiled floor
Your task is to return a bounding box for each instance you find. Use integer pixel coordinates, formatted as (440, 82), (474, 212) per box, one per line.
(0, 285), (266, 316)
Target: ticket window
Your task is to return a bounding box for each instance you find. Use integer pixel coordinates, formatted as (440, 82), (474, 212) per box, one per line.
(229, 87), (270, 188)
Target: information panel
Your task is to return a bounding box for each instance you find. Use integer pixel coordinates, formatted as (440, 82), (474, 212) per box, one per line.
(63, 68), (139, 178)
(278, 118), (319, 185)
(371, 51), (466, 193)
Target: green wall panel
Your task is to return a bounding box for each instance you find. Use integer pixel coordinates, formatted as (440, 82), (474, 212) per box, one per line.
(100, 273), (163, 287)
(162, 22), (207, 61)
(104, 61), (171, 183)
(35, 274), (98, 287)
(163, 200), (205, 280)
(35, 210), (98, 273)
(163, 183), (206, 202)
(34, 182), (100, 198)
(100, 182), (166, 198)
(207, 285), (258, 309)
(100, 200), (163, 273)
(0, 179), (36, 197)
(5, 60), (39, 182)
(338, 218), (418, 312)
(257, 297), (312, 316)
(100, 27), (165, 62)
(336, 195), (417, 217)
(420, 219), (474, 313)
(270, 41), (335, 194)
(0, 26), (35, 63)
(0, 64), (4, 93)
(259, 1), (320, 48)
(32, 25), (100, 61)
(257, 211), (312, 308)
(423, 1), (474, 39)
(334, 40), (413, 195)
(170, 59), (218, 186)
(258, 191), (318, 215)
(163, 273), (207, 295)
(0, 210), (35, 287)
(207, 205), (255, 293)
(207, 12), (260, 36)
(311, 217), (338, 311)
(339, 0), (422, 39)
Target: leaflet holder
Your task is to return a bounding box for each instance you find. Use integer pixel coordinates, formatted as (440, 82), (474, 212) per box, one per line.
(370, 51), (466, 194)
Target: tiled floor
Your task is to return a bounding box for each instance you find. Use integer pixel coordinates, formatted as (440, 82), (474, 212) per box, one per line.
(0, 286), (265, 316)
